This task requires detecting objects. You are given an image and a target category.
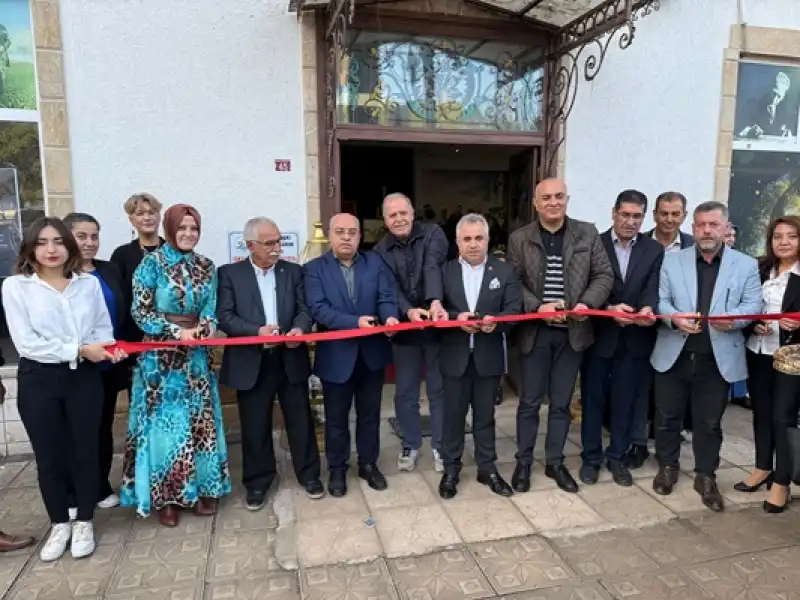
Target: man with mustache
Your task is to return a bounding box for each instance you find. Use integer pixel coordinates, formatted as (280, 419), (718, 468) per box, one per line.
(374, 193), (448, 472)
(217, 217), (323, 510)
(304, 213), (400, 497)
(650, 201), (761, 511)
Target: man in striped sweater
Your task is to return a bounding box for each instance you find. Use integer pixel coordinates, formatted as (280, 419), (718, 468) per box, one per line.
(507, 178), (613, 493)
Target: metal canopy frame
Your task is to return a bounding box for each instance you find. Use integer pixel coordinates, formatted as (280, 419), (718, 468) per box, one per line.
(292, 0), (660, 208)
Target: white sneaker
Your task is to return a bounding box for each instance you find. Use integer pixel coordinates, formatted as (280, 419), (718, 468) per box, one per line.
(397, 448), (419, 471)
(68, 507), (77, 521)
(70, 521), (95, 559)
(432, 449), (444, 473)
(97, 494), (120, 509)
(40, 523), (71, 562)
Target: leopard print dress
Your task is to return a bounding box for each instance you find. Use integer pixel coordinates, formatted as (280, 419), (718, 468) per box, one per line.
(121, 244), (231, 517)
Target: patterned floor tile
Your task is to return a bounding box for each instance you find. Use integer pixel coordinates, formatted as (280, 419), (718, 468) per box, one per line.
(215, 504), (279, 533)
(359, 472), (438, 511)
(719, 435), (757, 467)
(107, 537), (209, 595)
(683, 553), (792, 600)
(751, 546), (800, 587)
(625, 519), (732, 567)
(206, 530), (279, 581)
(300, 559), (398, 600)
(580, 482), (675, 525)
(94, 507), (136, 546)
(443, 497), (534, 543)
(9, 543), (121, 599)
(601, 569), (715, 600)
(7, 462), (38, 488)
(389, 549), (494, 600)
(0, 553), (30, 598)
(0, 487), (49, 520)
(686, 509), (796, 555)
(714, 467), (769, 505)
(296, 515), (382, 566)
(0, 462), (28, 489)
(511, 490), (604, 534)
(205, 572), (300, 600)
(295, 474), (369, 520)
(128, 512), (213, 542)
(636, 474), (708, 515)
(372, 503), (461, 557)
(510, 583), (612, 599)
(471, 536), (576, 595)
(496, 415), (519, 439)
(107, 584), (204, 600)
(549, 530), (659, 578)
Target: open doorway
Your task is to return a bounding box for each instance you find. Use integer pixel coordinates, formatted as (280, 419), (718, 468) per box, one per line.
(339, 141), (540, 252)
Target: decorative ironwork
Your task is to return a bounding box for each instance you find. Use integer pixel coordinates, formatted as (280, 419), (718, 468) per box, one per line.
(543, 0), (659, 176)
(338, 34), (545, 132)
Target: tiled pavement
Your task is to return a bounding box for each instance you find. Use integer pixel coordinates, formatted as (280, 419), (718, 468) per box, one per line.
(1, 393), (799, 599)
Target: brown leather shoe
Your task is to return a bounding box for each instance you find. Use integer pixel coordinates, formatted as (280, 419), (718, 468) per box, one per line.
(194, 498), (216, 517)
(694, 474), (725, 512)
(653, 465), (680, 495)
(158, 505), (179, 528)
(0, 531), (34, 552)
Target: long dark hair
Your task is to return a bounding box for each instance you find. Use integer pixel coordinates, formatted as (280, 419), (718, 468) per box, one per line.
(758, 215), (800, 280)
(15, 217), (83, 277)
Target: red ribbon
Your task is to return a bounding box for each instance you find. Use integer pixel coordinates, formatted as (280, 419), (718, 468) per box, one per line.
(111, 310), (800, 354)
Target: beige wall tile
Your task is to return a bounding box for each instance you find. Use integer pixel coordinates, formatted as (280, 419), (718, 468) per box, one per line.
(301, 15), (316, 69)
(718, 96), (736, 133)
(714, 167), (731, 204)
(302, 68), (318, 112)
(306, 155), (320, 199)
(32, 0), (62, 50)
(723, 48), (740, 61)
(745, 27), (800, 59)
(721, 59), (739, 97)
(35, 50), (65, 99)
(44, 148), (73, 195)
(306, 196), (321, 230)
(716, 133), (733, 168)
(47, 193), (75, 217)
(304, 111), (319, 156)
(40, 101), (70, 147)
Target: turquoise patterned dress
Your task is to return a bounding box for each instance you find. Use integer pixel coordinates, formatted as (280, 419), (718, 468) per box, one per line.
(121, 244), (231, 517)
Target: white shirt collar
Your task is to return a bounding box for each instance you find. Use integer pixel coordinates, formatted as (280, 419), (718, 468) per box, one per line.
(611, 230), (637, 247)
(250, 257), (276, 276)
(458, 256), (487, 270)
(651, 230), (681, 250)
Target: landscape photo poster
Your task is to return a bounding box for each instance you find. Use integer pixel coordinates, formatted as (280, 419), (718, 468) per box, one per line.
(0, 0), (37, 112)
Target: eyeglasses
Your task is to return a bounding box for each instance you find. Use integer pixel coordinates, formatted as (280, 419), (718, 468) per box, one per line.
(249, 238), (282, 248)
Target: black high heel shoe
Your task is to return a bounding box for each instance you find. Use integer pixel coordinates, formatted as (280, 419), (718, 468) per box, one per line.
(763, 486), (791, 514)
(734, 472), (774, 493)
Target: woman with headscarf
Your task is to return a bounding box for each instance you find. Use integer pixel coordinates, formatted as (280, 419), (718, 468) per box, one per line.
(120, 204), (231, 527)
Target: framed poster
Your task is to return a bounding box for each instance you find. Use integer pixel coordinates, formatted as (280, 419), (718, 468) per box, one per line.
(0, 0), (37, 113)
(228, 231), (300, 264)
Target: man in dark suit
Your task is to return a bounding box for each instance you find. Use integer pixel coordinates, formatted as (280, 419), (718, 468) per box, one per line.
(630, 191), (695, 468)
(579, 190), (663, 487)
(304, 213), (400, 498)
(217, 217), (322, 510)
(438, 214), (522, 500)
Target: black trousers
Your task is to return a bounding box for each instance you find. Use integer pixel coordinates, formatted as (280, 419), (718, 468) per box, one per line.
(98, 369), (121, 499)
(772, 371), (800, 487)
(516, 327), (583, 466)
(238, 349), (321, 492)
(654, 351), (730, 476)
(322, 352), (384, 472)
(442, 356), (501, 477)
(746, 349), (776, 472)
(18, 358), (104, 523)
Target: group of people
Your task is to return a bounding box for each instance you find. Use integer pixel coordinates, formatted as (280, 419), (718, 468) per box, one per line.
(0, 179), (797, 563)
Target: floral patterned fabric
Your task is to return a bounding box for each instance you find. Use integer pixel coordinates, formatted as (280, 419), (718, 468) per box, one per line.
(121, 244), (231, 517)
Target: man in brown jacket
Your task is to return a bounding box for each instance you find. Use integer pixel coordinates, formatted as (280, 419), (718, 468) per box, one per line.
(507, 178), (613, 493)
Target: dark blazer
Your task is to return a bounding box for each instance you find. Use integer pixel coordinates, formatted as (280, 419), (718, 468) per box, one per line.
(591, 231), (664, 359)
(304, 250), (398, 384)
(439, 255), (522, 378)
(506, 217), (613, 354)
(109, 237), (165, 342)
(644, 228), (694, 249)
(91, 259), (128, 391)
(217, 259), (312, 390)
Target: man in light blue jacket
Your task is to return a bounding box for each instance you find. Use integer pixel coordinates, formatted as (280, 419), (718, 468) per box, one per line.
(650, 201), (761, 512)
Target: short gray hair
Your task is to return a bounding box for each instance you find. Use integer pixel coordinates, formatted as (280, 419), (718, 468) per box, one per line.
(243, 217), (279, 241)
(456, 213), (489, 238)
(694, 201), (728, 220)
(382, 193), (412, 215)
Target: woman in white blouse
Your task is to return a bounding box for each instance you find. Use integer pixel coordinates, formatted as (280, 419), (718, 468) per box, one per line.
(1, 217), (126, 561)
(738, 216), (800, 513)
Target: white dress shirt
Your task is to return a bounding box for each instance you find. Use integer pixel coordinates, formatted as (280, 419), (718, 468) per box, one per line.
(2, 273), (114, 367)
(251, 259), (278, 327)
(460, 257), (486, 348)
(652, 230), (682, 254)
(746, 262), (800, 356)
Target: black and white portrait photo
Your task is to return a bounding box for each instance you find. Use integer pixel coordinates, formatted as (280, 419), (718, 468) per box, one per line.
(734, 61), (800, 153)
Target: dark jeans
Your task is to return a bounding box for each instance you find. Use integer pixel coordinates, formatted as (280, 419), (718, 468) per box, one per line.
(238, 350), (321, 492)
(773, 371), (800, 487)
(441, 356), (501, 476)
(746, 349), (776, 471)
(17, 359), (103, 523)
(98, 369), (121, 500)
(516, 327), (583, 466)
(322, 352), (384, 472)
(630, 367), (652, 447)
(391, 342), (445, 451)
(581, 342), (648, 466)
(654, 351), (730, 476)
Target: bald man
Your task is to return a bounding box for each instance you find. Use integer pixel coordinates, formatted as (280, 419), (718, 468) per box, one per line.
(304, 213), (400, 497)
(506, 178), (613, 494)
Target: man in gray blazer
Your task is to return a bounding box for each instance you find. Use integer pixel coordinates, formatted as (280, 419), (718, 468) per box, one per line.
(650, 201), (761, 512)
